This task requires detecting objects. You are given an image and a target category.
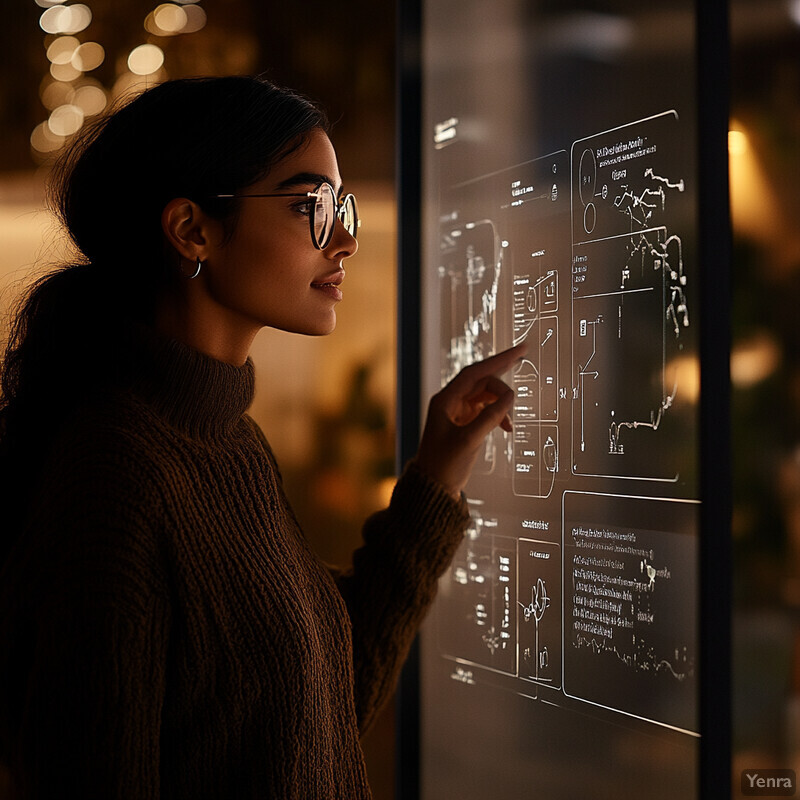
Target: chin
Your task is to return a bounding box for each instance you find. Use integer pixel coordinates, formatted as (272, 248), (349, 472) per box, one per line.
(282, 316), (337, 337)
(313, 320), (337, 336)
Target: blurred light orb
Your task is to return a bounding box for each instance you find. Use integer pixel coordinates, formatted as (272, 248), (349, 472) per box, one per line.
(48, 104), (85, 137)
(182, 4), (207, 33)
(31, 121), (66, 153)
(40, 6), (70, 34)
(72, 42), (105, 72)
(50, 61), (82, 82)
(35, 0), (62, 7)
(728, 129), (748, 156)
(72, 84), (108, 116)
(40, 4), (92, 35)
(46, 36), (79, 65)
(154, 3), (188, 33)
(143, 11), (163, 36)
(731, 333), (781, 387)
(40, 79), (74, 110)
(128, 44), (165, 75)
(790, 0), (800, 26)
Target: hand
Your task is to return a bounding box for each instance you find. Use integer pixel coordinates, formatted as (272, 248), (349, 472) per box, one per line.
(413, 343), (527, 499)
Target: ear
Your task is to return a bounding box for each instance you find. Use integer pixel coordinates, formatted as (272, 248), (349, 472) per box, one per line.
(161, 198), (217, 260)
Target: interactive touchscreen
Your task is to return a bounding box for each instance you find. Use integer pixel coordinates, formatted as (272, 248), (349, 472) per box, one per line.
(416, 2), (703, 797)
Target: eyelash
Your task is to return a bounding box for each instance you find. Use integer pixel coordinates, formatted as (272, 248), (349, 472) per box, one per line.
(292, 200), (314, 217)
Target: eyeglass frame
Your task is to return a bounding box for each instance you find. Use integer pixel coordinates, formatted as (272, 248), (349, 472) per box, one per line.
(212, 181), (359, 251)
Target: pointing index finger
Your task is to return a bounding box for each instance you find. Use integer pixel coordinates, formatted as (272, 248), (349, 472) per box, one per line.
(451, 342), (529, 387)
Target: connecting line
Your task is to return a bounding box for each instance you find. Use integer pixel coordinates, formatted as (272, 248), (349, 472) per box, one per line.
(577, 317), (602, 452)
(614, 168), (685, 230)
(614, 185), (665, 228)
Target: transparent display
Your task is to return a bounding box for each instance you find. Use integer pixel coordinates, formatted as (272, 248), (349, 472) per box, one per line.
(418, 1), (701, 797)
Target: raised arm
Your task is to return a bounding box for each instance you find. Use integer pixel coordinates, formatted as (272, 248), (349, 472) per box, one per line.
(336, 344), (526, 731)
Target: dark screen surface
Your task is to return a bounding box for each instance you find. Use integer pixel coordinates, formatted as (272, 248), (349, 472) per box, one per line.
(413, 1), (712, 797)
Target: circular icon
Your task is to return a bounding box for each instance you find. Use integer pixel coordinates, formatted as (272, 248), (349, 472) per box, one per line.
(583, 202), (596, 234)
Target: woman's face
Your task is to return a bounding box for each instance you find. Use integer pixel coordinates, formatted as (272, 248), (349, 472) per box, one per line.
(201, 128), (358, 337)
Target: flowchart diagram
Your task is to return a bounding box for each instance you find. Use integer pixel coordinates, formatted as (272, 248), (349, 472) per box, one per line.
(432, 111), (699, 734)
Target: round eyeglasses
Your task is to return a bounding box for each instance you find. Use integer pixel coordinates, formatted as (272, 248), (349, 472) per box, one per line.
(214, 182), (359, 250)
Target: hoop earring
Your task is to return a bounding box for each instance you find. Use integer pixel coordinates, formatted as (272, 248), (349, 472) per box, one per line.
(187, 258), (203, 279)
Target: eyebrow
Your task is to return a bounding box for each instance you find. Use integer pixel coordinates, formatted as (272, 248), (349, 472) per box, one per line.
(273, 171), (343, 194)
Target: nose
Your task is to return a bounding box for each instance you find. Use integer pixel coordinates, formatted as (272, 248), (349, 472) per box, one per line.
(323, 217), (358, 260)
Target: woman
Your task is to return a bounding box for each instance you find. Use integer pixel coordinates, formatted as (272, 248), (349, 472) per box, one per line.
(0, 76), (521, 799)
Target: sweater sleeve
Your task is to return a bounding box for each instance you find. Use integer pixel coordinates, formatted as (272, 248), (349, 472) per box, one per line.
(242, 416), (470, 735)
(331, 460), (470, 735)
(0, 432), (171, 800)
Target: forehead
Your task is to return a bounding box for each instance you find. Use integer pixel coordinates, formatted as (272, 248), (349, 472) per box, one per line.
(264, 128), (343, 193)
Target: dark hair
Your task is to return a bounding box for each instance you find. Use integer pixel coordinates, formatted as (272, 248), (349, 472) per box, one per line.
(0, 76), (328, 557)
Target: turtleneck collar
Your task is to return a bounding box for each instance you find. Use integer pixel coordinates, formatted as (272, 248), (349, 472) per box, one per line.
(115, 325), (256, 438)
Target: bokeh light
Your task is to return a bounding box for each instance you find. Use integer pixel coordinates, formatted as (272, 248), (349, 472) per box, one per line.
(31, 0), (209, 156)
(39, 4), (92, 35)
(667, 355), (701, 404)
(731, 332), (782, 387)
(47, 103), (85, 137)
(72, 83), (108, 116)
(182, 5), (207, 33)
(72, 42), (105, 72)
(728, 129), (748, 155)
(30, 121), (66, 153)
(50, 61), (81, 82)
(127, 44), (165, 75)
(154, 3), (188, 34)
(40, 78), (74, 110)
(145, 2), (206, 36)
(46, 36), (79, 65)
(790, 0), (800, 26)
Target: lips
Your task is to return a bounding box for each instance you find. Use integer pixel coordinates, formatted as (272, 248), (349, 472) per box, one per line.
(311, 268), (345, 301)
(311, 269), (345, 289)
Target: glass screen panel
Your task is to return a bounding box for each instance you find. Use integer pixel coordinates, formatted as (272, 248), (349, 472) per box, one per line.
(418, 2), (701, 797)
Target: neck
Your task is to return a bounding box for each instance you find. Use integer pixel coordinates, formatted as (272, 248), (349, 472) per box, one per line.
(154, 284), (259, 367)
(118, 325), (256, 437)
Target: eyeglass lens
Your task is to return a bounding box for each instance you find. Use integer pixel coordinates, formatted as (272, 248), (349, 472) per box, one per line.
(312, 183), (359, 249)
(339, 195), (358, 239)
(313, 183), (334, 249)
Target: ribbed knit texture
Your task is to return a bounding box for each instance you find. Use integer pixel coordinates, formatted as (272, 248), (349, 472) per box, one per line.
(0, 328), (470, 800)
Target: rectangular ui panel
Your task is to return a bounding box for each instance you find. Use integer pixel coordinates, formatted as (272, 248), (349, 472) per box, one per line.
(415, 1), (705, 798)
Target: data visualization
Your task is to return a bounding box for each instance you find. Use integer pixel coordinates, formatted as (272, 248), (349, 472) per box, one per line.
(417, 4), (704, 798)
(421, 108), (700, 800)
(571, 113), (691, 481)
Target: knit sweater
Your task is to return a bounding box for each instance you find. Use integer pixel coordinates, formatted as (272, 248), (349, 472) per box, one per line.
(0, 328), (469, 800)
